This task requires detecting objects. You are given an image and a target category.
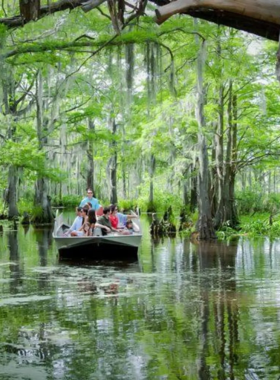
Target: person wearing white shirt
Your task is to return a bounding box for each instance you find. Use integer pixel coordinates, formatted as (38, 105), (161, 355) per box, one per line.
(68, 207), (83, 234)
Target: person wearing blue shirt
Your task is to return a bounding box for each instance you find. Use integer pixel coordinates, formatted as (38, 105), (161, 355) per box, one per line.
(79, 188), (100, 211)
(117, 212), (128, 227)
(66, 207), (83, 235)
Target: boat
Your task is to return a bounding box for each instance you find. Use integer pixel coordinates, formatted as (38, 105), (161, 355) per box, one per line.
(53, 212), (142, 260)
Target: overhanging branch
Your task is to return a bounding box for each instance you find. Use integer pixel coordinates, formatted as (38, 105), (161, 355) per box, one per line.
(0, 0), (83, 28)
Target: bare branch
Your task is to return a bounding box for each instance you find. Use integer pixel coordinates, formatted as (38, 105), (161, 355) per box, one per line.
(81, 0), (106, 12)
(14, 72), (38, 108)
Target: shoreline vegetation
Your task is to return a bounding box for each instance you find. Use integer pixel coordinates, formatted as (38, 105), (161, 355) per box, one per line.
(1, 190), (280, 239)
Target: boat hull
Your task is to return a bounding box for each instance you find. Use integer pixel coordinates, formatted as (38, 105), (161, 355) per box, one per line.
(57, 243), (139, 261)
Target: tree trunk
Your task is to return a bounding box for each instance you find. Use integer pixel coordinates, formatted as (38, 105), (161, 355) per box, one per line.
(229, 92), (239, 226)
(3, 67), (19, 219)
(121, 124), (127, 199)
(33, 69), (53, 224)
(87, 119), (95, 191)
(190, 163), (197, 213)
(248, 168), (252, 188)
(134, 158), (142, 199)
(195, 37), (216, 239)
(214, 81), (239, 229)
(213, 80), (225, 228)
(210, 134), (217, 217)
(33, 177), (53, 225)
(241, 171), (246, 191)
(7, 165), (19, 219)
(122, 166), (127, 199)
(183, 179), (189, 206)
(107, 118), (118, 204)
(20, 0), (41, 22)
(125, 42), (134, 106)
(196, 135), (216, 239)
(148, 154), (156, 211)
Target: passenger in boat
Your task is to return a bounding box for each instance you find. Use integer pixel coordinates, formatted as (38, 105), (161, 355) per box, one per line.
(109, 205), (119, 229)
(83, 204), (90, 211)
(109, 204), (139, 228)
(87, 209), (111, 235)
(125, 219), (135, 234)
(98, 207), (120, 234)
(120, 219), (140, 235)
(66, 206), (83, 235)
(82, 222), (91, 236)
(79, 188), (100, 211)
(70, 207), (89, 236)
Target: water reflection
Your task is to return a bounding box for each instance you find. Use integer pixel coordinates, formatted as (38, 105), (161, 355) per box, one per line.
(22, 224), (30, 236)
(7, 230), (22, 294)
(34, 228), (53, 291)
(195, 241), (239, 380)
(0, 221), (280, 379)
(35, 228), (52, 267)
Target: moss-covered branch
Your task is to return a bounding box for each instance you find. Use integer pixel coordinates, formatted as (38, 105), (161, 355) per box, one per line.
(3, 30), (171, 59)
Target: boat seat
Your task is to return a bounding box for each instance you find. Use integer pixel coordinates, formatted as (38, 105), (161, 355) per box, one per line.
(93, 227), (102, 236)
(96, 206), (103, 217)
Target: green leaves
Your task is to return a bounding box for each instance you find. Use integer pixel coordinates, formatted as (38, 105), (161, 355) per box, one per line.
(0, 139), (44, 170)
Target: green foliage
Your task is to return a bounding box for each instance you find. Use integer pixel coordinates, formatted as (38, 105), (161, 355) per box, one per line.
(1, 5), (280, 233)
(52, 195), (81, 208)
(0, 201), (7, 217)
(18, 199), (34, 215)
(215, 213), (280, 239)
(0, 23), (7, 40)
(268, 221), (280, 237)
(137, 188), (183, 213)
(263, 193), (280, 214)
(118, 199), (136, 211)
(242, 219), (269, 236)
(236, 191), (280, 214)
(0, 140), (45, 170)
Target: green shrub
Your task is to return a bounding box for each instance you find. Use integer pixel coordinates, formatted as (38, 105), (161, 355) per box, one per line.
(236, 190), (263, 214)
(236, 191), (280, 215)
(269, 221), (280, 237)
(18, 199), (33, 215)
(242, 219), (269, 235)
(118, 199), (136, 211)
(52, 195), (81, 208)
(263, 193), (280, 214)
(137, 189), (183, 213)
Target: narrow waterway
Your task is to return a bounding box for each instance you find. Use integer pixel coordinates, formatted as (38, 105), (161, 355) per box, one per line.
(0, 216), (280, 379)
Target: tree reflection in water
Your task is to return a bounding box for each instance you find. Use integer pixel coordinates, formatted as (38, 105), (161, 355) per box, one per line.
(7, 230), (22, 295)
(196, 240), (239, 380)
(0, 223), (280, 379)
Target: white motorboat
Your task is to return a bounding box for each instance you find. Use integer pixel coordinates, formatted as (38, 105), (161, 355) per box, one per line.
(53, 212), (142, 260)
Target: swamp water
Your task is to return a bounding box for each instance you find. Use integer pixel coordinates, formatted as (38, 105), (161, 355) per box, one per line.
(0, 217), (280, 379)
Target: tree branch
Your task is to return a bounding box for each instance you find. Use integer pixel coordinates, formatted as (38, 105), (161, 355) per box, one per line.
(81, 0), (106, 13)
(0, 0), (83, 28)
(14, 72), (38, 108)
(3, 32), (161, 59)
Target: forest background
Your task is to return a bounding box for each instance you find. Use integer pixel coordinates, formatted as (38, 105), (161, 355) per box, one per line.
(1, 0), (280, 236)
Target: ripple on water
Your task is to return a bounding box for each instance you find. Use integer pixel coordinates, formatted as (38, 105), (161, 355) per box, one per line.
(0, 295), (52, 307)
